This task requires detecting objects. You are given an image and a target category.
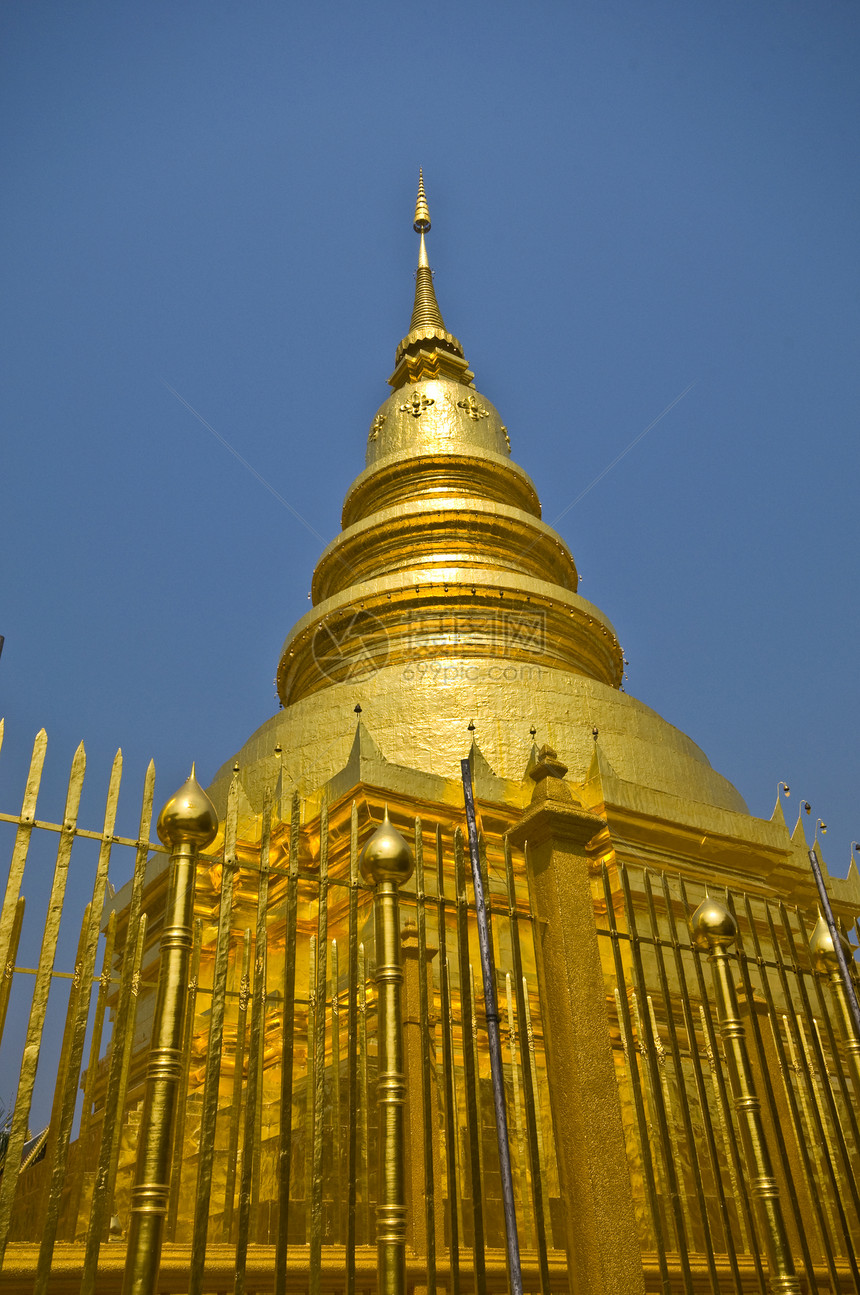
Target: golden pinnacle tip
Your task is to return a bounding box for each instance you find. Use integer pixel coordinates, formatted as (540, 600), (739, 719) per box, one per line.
(414, 170), (430, 233)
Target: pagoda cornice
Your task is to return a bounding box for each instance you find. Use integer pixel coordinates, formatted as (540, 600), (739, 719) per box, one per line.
(312, 497), (577, 603)
(276, 566), (623, 706)
(342, 447), (541, 529)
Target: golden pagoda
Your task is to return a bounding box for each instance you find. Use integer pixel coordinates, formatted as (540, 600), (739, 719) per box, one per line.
(0, 174), (859, 1295)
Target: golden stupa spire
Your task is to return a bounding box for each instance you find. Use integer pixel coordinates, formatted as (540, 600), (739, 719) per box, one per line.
(389, 170), (474, 389)
(409, 170), (447, 333)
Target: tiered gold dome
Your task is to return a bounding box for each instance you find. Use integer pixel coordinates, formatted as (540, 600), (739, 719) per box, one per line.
(216, 175), (746, 818)
(276, 177), (622, 708)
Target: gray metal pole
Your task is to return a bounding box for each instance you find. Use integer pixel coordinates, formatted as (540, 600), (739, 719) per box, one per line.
(461, 759), (523, 1295)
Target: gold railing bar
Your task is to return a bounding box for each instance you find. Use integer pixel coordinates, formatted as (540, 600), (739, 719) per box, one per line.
(249, 867), (265, 1239)
(647, 991), (696, 1241)
(80, 909), (117, 1140)
(309, 799), (330, 1294)
(306, 931), (317, 1238)
(468, 963), (486, 1202)
(188, 772), (240, 1295)
(345, 800), (360, 1294)
(505, 973), (530, 1250)
(679, 878), (765, 1284)
(0, 739), (85, 1266)
(274, 789), (301, 1292)
(454, 826), (487, 1286)
(629, 989), (673, 1240)
(359, 941), (371, 1248)
(600, 862), (671, 1285)
(448, 958), (464, 1245)
(436, 828), (461, 1295)
(331, 936), (343, 1243)
(642, 872), (720, 1291)
(0, 897), (25, 1047)
(0, 809), (159, 851)
(618, 864), (693, 1289)
(505, 840), (549, 1292)
(520, 983), (549, 1220)
(799, 1017), (844, 1220)
(107, 912), (147, 1214)
(0, 729), (47, 1031)
(414, 818), (437, 1295)
(783, 1018), (843, 1253)
(67, 907), (117, 1238)
(596, 919), (795, 972)
(745, 897), (845, 1289)
(39, 746), (122, 1282)
(234, 784), (273, 1292)
(660, 873), (745, 1290)
(224, 928), (252, 1238)
(41, 903), (90, 1224)
(81, 758), (154, 1293)
(6, 966), (155, 989)
(167, 917), (203, 1240)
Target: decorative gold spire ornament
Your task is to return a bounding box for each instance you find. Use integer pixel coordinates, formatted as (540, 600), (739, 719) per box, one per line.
(389, 171), (474, 389)
(413, 168), (430, 232)
(690, 897), (801, 1295)
(122, 769), (218, 1295)
(360, 809), (414, 1295)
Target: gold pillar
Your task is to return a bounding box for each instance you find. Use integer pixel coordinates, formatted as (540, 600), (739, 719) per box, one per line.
(508, 746), (646, 1295)
(809, 913), (860, 1099)
(691, 897), (801, 1295)
(359, 809), (415, 1295)
(121, 770), (218, 1295)
(401, 923), (444, 1280)
(736, 987), (815, 1261)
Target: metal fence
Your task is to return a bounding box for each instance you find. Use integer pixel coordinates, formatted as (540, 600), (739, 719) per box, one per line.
(596, 860), (860, 1294)
(1, 721), (859, 1293)
(0, 726), (566, 1293)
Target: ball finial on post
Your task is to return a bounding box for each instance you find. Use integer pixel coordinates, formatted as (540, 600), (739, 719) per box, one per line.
(690, 895), (737, 951)
(157, 766), (219, 849)
(359, 806), (414, 885)
(809, 911), (853, 975)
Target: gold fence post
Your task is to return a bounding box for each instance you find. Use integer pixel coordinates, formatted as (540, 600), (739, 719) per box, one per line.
(809, 913), (860, 1098)
(507, 746), (645, 1295)
(691, 896), (801, 1295)
(121, 769), (218, 1295)
(401, 920), (443, 1283)
(360, 808), (414, 1295)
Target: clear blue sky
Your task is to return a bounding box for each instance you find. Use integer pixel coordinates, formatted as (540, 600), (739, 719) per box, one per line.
(2, 2), (858, 884)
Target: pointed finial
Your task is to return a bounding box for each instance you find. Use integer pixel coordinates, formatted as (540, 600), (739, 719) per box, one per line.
(157, 767), (218, 849)
(359, 804), (414, 884)
(388, 170), (473, 389)
(409, 174), (446, 335)
(414, 169), (431, 232)
(809, 911), (852, 974)
(690, 895), (737, 951)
